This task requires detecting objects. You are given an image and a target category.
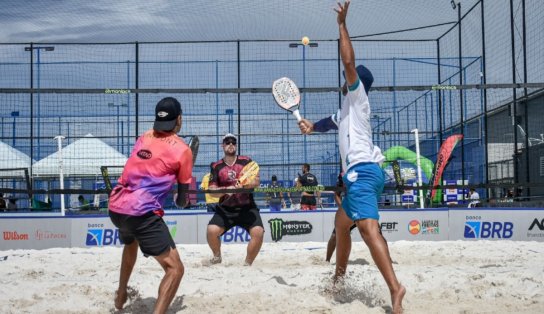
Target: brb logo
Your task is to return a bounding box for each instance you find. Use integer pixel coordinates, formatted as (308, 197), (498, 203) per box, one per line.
(86, 223), (122, 246)
(464, 220), (514, 239)
(222, 226), (251, 243)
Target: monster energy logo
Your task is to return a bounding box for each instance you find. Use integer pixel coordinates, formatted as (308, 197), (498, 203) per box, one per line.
(268, 218), (313, 242)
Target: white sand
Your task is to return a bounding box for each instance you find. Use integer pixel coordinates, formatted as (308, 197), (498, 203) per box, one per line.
(0, 241), (543, 313)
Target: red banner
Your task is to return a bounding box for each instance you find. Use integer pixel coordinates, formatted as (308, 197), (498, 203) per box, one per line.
(429, 134), (463, 201)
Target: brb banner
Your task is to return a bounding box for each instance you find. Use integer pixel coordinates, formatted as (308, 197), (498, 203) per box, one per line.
(449, 209), (544, 241)
(69, 215), (189, 248)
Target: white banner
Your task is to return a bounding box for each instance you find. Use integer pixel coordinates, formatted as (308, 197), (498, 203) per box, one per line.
(0, 218), (70, 250)
(449, 209), (544, 241)
(380, 209), (449, 241)
(1, 208), (543, 250)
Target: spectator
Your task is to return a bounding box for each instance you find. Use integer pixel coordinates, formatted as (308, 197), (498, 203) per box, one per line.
(299, 163), (320, 210)
(0, 193), (6, 212)
(200, 170), (220, 212)
(78, 195), (91, 211)
(6, 198), (17, 211)
(267, 175), (285, 212)
(467, 188), (480, 208)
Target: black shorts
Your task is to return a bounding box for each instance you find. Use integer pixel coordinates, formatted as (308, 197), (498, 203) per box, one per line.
(301, 195), (316, 206)
(208, 206), (263, 234)
(109, 210), (175, 257)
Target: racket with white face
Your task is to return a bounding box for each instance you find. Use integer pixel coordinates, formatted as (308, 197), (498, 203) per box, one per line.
(272, 77), (302, 121)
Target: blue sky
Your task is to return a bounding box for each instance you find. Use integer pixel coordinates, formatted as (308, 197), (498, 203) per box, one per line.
(0, 0), (474, 43)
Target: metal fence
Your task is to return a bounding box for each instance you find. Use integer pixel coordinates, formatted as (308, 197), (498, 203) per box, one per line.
(0, 0), (543, 209)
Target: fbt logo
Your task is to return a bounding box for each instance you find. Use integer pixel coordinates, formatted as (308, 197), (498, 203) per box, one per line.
(380, 222), (398, 233)
(86, 223), (123, 246)
(464, 221), (514, 239)
(221, 226), (251, 243)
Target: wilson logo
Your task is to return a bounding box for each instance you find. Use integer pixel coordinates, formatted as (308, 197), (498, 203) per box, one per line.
(3, 231), (29, 240)
(137, 149), (152, 159)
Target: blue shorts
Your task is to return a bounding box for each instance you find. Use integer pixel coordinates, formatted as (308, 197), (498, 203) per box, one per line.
(341, 163), (384, 221)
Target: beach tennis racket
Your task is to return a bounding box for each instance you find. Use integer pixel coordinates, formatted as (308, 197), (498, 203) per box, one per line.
(272, 77), (302, 121)
(238, 161), (259, 186)
(100, 166), (113, 193)
(188, 135), (200, 165)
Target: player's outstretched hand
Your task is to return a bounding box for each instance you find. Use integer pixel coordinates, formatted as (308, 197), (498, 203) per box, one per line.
(298, 119), (314, 135)
(334, 1), (350, 25)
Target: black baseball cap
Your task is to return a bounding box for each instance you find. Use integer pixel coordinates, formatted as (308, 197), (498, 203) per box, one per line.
(153, 97), (182, 132)
(343, 65), (374, 95)
(271, 175), (277, 181)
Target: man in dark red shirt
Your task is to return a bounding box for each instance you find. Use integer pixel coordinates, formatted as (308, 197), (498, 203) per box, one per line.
(206, 133), (264, 266)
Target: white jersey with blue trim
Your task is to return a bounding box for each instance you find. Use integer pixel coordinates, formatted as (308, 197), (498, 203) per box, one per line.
(331, 78), (385, 172)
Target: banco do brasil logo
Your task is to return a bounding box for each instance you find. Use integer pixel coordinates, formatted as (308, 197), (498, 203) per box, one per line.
(268, 218), (312, 242)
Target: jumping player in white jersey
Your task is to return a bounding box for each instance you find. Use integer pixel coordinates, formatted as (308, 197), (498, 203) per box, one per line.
(297, 1), (405, 313)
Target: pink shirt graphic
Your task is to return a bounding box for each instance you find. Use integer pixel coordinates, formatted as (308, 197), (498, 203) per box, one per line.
(108, 130), (193, 216)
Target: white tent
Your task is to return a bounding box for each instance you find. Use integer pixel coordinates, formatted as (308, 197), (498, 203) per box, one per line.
(0, 141), (33, 178)
(32, 134), (127, 177)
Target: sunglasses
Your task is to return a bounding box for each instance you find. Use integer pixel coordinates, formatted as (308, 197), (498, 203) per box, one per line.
(223, 139), (237, 145)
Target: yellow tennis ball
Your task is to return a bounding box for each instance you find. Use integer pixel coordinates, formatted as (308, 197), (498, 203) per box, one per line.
(301, 36), (310, 46)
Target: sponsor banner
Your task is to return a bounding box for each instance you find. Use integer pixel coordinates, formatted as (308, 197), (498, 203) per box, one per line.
(444, 180), (467, 205)
(449, 210), (544, 241)
(401, 183), (417, 205)
(71, 217), (122, 247)
(263, 212), (324, 243)
(196, 213), (254, 244)
(379, 210), (449, 241)
(0, 209), (542, 250)
(169, 214), (198, 244)
(71, 215), (190, 247)
(0, 218), (70, 250)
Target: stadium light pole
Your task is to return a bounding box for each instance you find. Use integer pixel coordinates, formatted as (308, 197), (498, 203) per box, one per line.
(108, 103), (128, 152)
(11, 111), (19, 147)
(25, 45), (54, 160)
(289, 42), (318, 162)
(225, 109), (234, 134)
(411, 128), (424, 209)
(54, 135), (66, 216)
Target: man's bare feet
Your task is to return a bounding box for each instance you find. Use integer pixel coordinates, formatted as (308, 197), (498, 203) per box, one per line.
(210, 255), (222, 264)
(114, 289), (128, 310)
(391, 284), (406, 314)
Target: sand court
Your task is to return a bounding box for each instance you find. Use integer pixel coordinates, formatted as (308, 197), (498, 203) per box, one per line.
(0, 240), (543, 313)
